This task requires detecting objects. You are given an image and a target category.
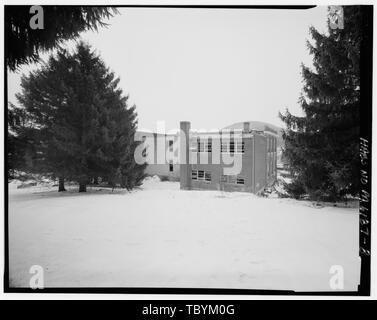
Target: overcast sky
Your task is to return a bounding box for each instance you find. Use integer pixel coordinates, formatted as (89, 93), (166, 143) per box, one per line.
(8, 6), (329, 131)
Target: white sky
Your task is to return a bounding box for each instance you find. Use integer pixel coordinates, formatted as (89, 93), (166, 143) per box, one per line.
(7, 6), (329, 131)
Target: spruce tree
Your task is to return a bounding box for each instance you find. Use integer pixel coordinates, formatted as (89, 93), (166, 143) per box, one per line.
(279, 6), (361, 201)
(6, 6), (118, 71)
(10, 42), (146, 192)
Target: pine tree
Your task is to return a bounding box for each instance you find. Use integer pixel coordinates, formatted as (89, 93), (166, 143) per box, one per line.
(6, 6), (118, 71)
(10, 42), (146, 192)
(279, 6), (361, 201)
(7, 103), (37, 179)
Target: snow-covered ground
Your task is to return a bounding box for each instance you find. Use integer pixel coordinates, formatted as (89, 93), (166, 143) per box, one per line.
(8, 177), (360, 291)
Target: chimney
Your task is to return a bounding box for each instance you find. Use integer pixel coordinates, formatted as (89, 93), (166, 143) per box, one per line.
(180, 121), (191, 190)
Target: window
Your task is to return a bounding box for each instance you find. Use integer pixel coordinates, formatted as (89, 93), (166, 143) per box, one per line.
(236, 177), (245, 185)
(221, 142), (228, 153)
(191, 141), (198, 152)
(169, 140), (174, 152)
(196, 140), (211, 152)
(236, 141), (245, 153)
(198, 141), (205, 153)
(229, 141), (235, 153)
(205, 141), (212, 153)
(169, 162), (173, 172)
(221, 141), (245, 153)
(192, 170), (211, 182)
(228, 176), (236, 184)
(221, 175), (245, 185)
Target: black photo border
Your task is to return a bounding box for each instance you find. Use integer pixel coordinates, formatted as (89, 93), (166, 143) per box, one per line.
(3, 4), (373, 296)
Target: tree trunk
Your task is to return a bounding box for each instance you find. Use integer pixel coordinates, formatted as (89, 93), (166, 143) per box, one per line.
(58, 177), (66, 192)
(79, 182), (86, 192)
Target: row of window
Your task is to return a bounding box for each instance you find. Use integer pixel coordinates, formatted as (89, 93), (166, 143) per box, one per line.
(152, 138), (276, 154)
(191, 141), (245, 153)
(221, 175), (245, 185)
(191, 170), (211, 182)
(197, 141), (212, 153)
(221, 142), (245, 153)
(191, 170), (245, 185)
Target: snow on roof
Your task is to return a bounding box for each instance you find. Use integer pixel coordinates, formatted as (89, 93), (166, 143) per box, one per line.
(224, 121), (280, 135)
(166, 128), (180, 135)
(137, 128), (153, 134)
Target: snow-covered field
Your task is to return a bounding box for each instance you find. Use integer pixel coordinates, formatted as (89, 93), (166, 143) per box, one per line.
(8, 177), (360, 291)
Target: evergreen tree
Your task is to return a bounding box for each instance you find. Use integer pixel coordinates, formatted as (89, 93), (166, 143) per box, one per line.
(6, 6), (118, 71)
(7, 103), (37, 179)
(10, 42), (146, 192)
(279, 6), (361, 201)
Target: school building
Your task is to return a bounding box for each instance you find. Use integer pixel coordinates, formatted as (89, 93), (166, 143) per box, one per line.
(135, 121), (277, 194)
